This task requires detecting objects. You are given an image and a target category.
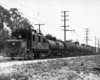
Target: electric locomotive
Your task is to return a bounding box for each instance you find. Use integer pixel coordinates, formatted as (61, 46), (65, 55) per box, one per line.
(2, 28), (49, 59)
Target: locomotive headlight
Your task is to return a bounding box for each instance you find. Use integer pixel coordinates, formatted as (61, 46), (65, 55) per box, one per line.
(21, 41), (26, 48)
(12, 42), (15, 45)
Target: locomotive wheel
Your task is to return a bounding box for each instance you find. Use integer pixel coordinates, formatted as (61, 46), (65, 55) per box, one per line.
(11, 57), (14, 60)
(48, 52), (54, 58)
(23, 53), (29, 60)
(29, 52), (35, 59)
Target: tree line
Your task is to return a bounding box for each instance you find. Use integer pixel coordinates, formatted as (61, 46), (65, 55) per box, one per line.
(0, 5), (80, 45)
(0, 5), (33, 41)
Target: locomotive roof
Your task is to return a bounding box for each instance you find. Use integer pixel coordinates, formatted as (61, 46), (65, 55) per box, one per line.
(6, 39), (23, 42)
(13, 28), (31, 32)
(12, 28), (45, 38)
(12, 28), (36, 33)
(32, 33), (45, 38)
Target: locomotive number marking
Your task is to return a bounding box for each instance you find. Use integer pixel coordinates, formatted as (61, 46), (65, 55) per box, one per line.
(38, 43), (41, 46)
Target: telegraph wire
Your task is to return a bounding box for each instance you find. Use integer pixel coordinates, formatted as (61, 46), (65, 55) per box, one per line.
(0, 2), (10, 9)
(0, 2), (87, 41)
(0, 1), (90, 43)
(0, 2), (38, 21)
(8, 1), (85, 38)
(10, 0), (62, 29)
(10, 0), (61, 28)
(70, 32), (84, 39)
(15, 0), (61, 26)
(0, 2), (89, 41)
(0, 1), (62, 29)
(14, 0), (39, 14)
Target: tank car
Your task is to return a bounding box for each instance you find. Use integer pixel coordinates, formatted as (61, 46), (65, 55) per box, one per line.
(46, 39), (64, 57)
(63, 41), (77, 56)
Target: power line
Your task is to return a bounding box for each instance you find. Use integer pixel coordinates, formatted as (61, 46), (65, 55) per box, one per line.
(14, 0), (61, 26)
(70, 32), (83, 39)
(23, 1), (59, 24)
(0, 2), (10, 9)
(0, 2), (62, 30)
(0, 2), (88, 42)
(9, 0), (62, 29)
(0, 1), (94, 45)
(0, 1), (90, 42)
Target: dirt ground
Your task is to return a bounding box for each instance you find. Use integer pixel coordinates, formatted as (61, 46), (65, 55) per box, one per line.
(0, 55), (100, 80)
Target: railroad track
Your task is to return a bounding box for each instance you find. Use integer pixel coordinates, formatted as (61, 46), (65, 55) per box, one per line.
(0, 54), (98, 63)
(0, 54), (98, 69)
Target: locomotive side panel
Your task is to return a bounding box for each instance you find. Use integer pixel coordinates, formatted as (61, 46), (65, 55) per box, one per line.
(0, 42), (5, 56)
(32, 33), (49, 52)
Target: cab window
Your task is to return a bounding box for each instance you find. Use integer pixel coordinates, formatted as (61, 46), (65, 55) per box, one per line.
(43, 38), (45, 43)
(33, 35), (35, 41)
(38, 36), (41, 42)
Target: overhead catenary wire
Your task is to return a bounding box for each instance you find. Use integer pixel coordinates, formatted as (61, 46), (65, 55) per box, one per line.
(0, 2), (10, 9)
(8, 0), (62, 29)
(0, 1), (62, 30)
(14, 0), (61, 26)
(0, 1), (90, 42)
(0, 2), (85, 40)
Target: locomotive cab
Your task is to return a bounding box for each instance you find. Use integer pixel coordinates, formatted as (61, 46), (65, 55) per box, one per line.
(12, 28), (32, 50)
(32, 32), (49, 51)
(3, 28), (49, 59)
(32, 32), (49, 58)
(3, 28), (32, 59)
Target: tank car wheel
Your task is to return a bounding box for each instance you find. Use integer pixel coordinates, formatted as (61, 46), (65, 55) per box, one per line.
(61, 53), (65, 57)
(11, 57), (14, 60)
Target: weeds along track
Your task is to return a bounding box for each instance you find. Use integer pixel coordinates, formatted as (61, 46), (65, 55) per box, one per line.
(0, 55), (99, 80)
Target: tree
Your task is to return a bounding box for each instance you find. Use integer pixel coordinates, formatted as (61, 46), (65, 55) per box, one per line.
(8, 8), (33, 31)
(81, 44), (85, 46)
(45, 34), (56, 41)
(0, 5), (11, 30)
(0, 28), (11, 41)
(66, 40), (73, 43)
(57, 39), (63, 42)
(0, 5), (11, 41)
(74, 41), (79, 45)
(0, 5), (34, 41)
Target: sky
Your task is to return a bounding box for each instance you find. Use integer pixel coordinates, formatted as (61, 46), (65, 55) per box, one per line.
(0, 0), (100, 47)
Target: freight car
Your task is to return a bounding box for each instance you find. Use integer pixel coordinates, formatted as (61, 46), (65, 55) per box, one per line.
(1, 28), (100, 60)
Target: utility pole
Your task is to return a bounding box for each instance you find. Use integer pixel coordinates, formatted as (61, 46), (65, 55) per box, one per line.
(98, 38), (100, 53)
(95, 36), (96, 48)
(95, 36), (98, 53)
(35, 23), (45, 33)
(84, 28), (90, 45)
(61, 11), (75, 41)
(98, 38), (100, 48)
